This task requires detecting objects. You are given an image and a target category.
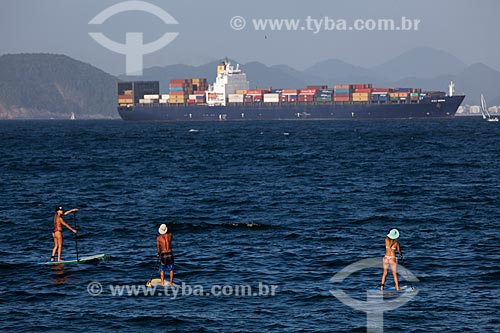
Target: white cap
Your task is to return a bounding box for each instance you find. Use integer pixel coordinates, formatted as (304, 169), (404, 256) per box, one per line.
(158, 224), (168, 235)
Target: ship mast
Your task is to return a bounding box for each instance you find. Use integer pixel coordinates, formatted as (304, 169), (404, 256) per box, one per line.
(448, 81), (455, 97)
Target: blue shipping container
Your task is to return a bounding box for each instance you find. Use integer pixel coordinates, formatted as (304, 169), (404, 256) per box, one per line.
(334, 89), (350, 94)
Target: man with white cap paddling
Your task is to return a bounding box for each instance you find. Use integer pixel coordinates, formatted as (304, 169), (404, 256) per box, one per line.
(156, 224), (174, 286)
(380, 228), (404, 291)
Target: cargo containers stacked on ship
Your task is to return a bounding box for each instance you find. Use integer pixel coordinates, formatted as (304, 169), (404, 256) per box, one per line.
(370, 88), (391, 103)
(168, 79), (188, 104)
(168, 78), (208, 104)
(246, 90), (263, 103)
(350, 84), (371, 103)
(117, 90), (133, 107)
(118, 81), (159, 106)
(189, 78), (208, 104)
(281, 89), (298, 103)
(120, 81), (450, 107)
(333, 85), (351, 102)
(298, 89), (315, 103)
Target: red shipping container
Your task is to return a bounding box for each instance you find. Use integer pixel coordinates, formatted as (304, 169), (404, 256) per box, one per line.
(281, 95), (289, 103)
(170, 91), (186, 96)
(334, 85), (350, 90)
(194, 90), (206, 94)
(169, 83), (185, 88)
(298, 95), (314, 102)
(246, 90), (263, 95)
(372, 88), (391, 93)
(187, 99), (196, 104)
(333, 93), (350, 97)
(118, 94), (132, 99)
(170, 79), (187, 84)
(300, 89), (317, 94)
(282, 89), (298, 94)
(354, 88), (372, 93)
(307, 85), (328, 90)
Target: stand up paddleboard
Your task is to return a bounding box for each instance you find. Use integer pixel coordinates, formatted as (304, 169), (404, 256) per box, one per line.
(375, 285), (414, 296)
(146, 278), (179, 287)
(40, 253), (107, 265)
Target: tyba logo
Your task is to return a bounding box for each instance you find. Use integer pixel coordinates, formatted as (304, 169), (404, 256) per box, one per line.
(330, 258), (419, 333)
(89, 1), (179, 75)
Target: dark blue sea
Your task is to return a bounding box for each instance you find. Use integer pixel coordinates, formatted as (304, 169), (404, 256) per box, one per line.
(0, 119), (499, 332)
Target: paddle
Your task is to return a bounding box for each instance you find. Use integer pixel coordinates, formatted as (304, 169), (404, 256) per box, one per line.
(400, 257), (414, 290)
(73, 212), (79, 262)
(146, 258), (160, 286)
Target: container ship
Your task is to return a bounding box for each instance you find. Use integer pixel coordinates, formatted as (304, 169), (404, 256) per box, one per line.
(117, 60), (465, 122)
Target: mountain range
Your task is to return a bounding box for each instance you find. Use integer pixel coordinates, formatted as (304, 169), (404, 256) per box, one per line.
(120, 47), (500, 107)
(0, 47), (499, 119)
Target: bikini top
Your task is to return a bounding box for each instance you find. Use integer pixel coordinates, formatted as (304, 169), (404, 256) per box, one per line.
(386, 242), (397, 250)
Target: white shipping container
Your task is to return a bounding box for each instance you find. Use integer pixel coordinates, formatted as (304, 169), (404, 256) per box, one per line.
(264, 93), (280, 103)
(144, 94), (160, 99)
(228, 94), (244, 103)
(159, 100), (168, 104)
(139, 99), (154, 104)
(161, 94), (170, 99)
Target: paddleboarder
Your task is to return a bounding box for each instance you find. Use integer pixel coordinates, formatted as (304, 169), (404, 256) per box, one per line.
(380, 228), (403, 291)
(51, 206), (78, 262)
(156, 224), (174, 286)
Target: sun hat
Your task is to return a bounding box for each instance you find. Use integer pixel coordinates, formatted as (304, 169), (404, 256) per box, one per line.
(158, 224), (168, 235)
(387, 229), (400, 239)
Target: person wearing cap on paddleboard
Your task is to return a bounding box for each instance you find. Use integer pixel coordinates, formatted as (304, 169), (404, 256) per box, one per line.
(380, 228), (403, 291)
(156, 224), (174, 286)
(51, 206), (78, 262)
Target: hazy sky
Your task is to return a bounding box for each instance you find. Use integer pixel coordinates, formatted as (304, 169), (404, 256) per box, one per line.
(1, 0), (499, 75)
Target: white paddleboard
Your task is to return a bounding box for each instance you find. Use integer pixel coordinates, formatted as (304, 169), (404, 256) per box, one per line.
(146, 278), (179, 287)
(41, 253), (107, 265)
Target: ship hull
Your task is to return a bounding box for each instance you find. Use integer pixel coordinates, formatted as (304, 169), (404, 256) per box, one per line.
(118, 95), (465, 122)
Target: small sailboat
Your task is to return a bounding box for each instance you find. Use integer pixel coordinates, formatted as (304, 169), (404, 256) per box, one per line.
(480, 95), (498, 122)
(70, 112), (76, 120)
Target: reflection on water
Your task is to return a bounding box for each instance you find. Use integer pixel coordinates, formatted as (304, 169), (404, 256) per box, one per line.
(49, 264), (71, 285)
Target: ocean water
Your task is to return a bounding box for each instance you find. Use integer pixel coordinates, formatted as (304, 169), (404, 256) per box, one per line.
(0, 119), (499, 332)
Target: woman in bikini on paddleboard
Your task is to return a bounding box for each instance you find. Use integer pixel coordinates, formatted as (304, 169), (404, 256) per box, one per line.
(51, 206), (78, 262)
(380, 228), (403, 291)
